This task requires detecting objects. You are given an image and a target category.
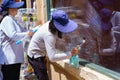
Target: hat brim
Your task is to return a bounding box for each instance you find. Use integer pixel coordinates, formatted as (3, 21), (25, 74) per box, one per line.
(53, 19), (78, 33)
(7, 1), (24, 8)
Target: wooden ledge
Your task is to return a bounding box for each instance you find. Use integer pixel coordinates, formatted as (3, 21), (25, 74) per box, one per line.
(48, 58), (120, 80)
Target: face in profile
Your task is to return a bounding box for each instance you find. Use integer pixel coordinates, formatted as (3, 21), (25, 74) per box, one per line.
(9, 8), (18, 16)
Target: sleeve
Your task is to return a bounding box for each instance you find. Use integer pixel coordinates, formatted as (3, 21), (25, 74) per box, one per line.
(44, 35), (72, 62)
(114, 12), (120, 27)
(1, 16), (27, 41)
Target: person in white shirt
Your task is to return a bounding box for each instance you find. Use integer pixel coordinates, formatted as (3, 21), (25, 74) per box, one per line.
(27, 10), (79, 80)
(0, 0), (34, 80)
(99, 8), (120, 55)
(99, 0), (120, 56)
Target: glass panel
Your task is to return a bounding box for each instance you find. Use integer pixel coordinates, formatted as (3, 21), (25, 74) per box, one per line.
(51, 0), (120, 73)
(88, 0), (120, 73)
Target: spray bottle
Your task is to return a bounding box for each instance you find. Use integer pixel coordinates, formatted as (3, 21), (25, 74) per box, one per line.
(69, 38), (86, 68)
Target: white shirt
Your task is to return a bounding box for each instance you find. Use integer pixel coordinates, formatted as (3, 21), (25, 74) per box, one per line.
(27, 21), (71, 62)
(0, 15), (27, 64)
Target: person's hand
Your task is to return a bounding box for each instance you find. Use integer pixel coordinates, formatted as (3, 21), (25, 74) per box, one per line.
(27, 30), (34, 37)
(71, 47), (80, 56)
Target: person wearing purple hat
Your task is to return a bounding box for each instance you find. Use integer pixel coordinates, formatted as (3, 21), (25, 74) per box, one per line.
(0, 0), (34, 80)
(99, 8), (120, 56)
(27, 10), (79, 80)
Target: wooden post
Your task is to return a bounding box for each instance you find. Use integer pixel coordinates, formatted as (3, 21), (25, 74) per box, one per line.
(36, 0), (47, 25)
(15, 0), (21, 1)
(26, 0), (31, 8)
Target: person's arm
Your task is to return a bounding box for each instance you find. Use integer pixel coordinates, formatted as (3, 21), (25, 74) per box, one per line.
(1, 16), (29, 41)
(116, 12), (120, 26)
(44, 35), (72, 62)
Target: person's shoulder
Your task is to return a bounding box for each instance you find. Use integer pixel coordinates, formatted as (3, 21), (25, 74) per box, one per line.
(114, 11), (120, 14)
(42, 21), (50, 26)
(37, 21), (52, 35)
(113, 11), (120, 18)
(2, 16), (12, 21)
(39, 21), (50, 29)
(1, 16), (10, 24)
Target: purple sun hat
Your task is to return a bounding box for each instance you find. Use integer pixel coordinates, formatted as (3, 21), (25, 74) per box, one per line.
(99, 8), (112, 18)
(52, 10), (78, 33)
(1, 0), (24, 9)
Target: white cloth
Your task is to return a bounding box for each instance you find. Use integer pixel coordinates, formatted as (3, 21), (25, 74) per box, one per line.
(27, 21), (71, 62)
(0, 15), (27, 64)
